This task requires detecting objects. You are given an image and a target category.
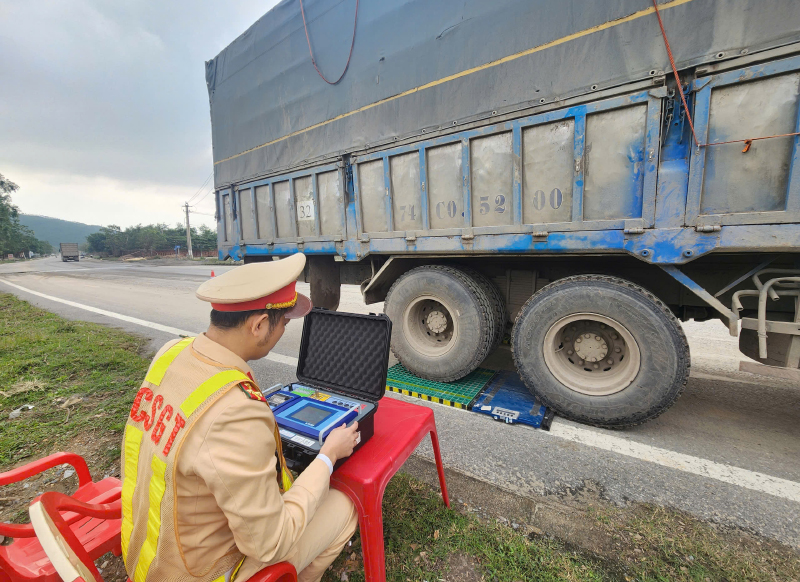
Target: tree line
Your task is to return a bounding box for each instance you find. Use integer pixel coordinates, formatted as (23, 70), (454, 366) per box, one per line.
(86, 223), (217, 256)
(0, 174), (53, 257)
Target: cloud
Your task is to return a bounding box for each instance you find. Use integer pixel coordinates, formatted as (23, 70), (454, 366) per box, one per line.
(0, 0), (279, 227)
(8, 165), (217, 228)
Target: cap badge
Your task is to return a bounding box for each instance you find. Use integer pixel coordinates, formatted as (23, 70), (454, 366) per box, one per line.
(264, 292), (298, 310)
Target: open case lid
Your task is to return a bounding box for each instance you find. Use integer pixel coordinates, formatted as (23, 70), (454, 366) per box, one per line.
(296, 308), (392, 403)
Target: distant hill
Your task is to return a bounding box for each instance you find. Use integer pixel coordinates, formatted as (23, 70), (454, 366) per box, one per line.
(19, 215), (102, 249)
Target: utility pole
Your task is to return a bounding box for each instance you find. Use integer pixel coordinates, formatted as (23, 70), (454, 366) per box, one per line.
(184, 202), (194, 259)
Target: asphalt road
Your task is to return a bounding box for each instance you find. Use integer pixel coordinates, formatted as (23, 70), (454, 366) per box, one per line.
(2, 257), (799, 548)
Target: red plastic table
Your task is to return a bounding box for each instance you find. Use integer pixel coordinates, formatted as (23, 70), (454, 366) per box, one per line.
(331, 397), (450, 582)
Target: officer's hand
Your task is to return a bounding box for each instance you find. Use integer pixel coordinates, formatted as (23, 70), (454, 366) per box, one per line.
(320, 422), (359, 465)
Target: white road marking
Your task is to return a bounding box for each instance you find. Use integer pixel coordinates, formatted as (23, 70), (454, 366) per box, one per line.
(36, 267), (127, 273)
(0, 279), (298, 367)
(267, 352), (300, 366)
(548, 422), (800, 503)
(690, 371), (765, 386)
(0, 279), (195, 335)
(3, 278), (798, 502)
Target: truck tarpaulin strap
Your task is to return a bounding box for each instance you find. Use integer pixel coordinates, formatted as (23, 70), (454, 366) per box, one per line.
(299, 0), (359, 85)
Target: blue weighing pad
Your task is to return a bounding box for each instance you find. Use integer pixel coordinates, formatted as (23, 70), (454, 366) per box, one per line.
(470, 371), (554, 430)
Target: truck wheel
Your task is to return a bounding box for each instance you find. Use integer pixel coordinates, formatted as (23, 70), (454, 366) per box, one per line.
(459, 267), (508, 352)
(385, 265), (495, 382)
(512, 275), (689, 428)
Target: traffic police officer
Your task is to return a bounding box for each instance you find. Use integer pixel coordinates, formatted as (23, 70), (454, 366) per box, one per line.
(120, 253), (359, 582)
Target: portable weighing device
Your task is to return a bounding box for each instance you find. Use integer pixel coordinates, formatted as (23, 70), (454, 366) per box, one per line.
(265, 308), (392, 470)
(269, 390), (360, 443)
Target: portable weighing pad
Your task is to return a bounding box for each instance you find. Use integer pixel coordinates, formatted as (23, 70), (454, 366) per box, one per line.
(386, 363), (495, 409)
(272, 308), (392, 470)
(471, 371), (554, 430)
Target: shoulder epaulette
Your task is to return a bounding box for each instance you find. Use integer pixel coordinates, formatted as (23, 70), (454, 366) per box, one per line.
(239, 381), (268, 404)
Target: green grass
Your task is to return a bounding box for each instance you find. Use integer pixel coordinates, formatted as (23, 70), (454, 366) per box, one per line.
(323, 474), (800, 582)
(593, 504), (800, 582)
(0, 293), (149, 468)
(324, 473), (608, 582)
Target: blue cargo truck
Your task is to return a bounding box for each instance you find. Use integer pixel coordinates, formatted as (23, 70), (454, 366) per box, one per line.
(206, 0), (800, 427)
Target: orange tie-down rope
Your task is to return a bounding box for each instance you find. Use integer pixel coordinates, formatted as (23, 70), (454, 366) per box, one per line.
(651, 0), (799, 152)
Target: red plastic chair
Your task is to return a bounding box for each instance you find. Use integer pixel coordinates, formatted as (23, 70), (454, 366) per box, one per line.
(0, 453), (122, 582)
(28, 491), (297, 582)
(331, 396), (450, 582)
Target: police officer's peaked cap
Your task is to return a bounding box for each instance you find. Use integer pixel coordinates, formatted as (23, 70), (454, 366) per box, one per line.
(196, 253), (312, 319)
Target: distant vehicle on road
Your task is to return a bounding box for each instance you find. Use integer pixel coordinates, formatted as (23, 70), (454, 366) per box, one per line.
(59, 243), (80, 262)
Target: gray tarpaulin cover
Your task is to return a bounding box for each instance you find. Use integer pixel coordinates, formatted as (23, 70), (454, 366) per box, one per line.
(206, 0), (800, 188)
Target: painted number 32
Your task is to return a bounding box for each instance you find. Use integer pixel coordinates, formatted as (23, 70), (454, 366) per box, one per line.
(297, 201), (315, 221)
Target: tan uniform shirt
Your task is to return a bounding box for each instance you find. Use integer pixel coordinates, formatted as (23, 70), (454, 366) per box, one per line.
(143, 334), (331, 578)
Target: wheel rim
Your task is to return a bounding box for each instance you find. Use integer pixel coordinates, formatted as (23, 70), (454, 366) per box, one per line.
(542, 313), (641, 396)
(403, 295), (459, 357)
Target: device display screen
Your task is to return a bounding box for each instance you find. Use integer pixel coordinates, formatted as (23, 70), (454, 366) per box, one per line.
(289, 404), (333, 426)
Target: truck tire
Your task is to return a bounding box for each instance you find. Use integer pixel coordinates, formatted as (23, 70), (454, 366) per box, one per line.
(385, 265), (495, 381)
(459, 267), (508, 351)
(511, 275), (689, 428)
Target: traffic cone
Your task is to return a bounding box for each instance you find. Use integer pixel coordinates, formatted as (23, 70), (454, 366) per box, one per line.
(211, 270), (215, 278)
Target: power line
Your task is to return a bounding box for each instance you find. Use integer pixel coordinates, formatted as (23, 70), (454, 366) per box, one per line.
(191, 189), (213, 206)
(188, 173), (212, 202)
(187, 172), (213, 204)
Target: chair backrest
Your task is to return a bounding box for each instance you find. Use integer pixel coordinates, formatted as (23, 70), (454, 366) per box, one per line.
(29, 492), (119, 582)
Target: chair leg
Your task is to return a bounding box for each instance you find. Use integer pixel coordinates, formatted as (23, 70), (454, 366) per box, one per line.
(358, 494), (387, 582)
(429, 429), (450, 509)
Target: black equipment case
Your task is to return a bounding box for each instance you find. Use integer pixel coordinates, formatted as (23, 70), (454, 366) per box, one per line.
(278, 308), (391, 471)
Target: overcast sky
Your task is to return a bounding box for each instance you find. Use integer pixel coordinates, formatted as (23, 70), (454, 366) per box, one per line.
(1, 0), (280, 228)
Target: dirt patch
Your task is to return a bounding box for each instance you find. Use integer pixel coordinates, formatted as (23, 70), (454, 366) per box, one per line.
(443, 553), (485, 582)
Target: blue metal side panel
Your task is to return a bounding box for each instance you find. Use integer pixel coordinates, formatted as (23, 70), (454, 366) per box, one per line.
(571, 113), (586, 223)
(345, 166), (358, 238)
(655, 94), (693, 229)
(230, 221), (800, 265)
(686, 54), (800, 226)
